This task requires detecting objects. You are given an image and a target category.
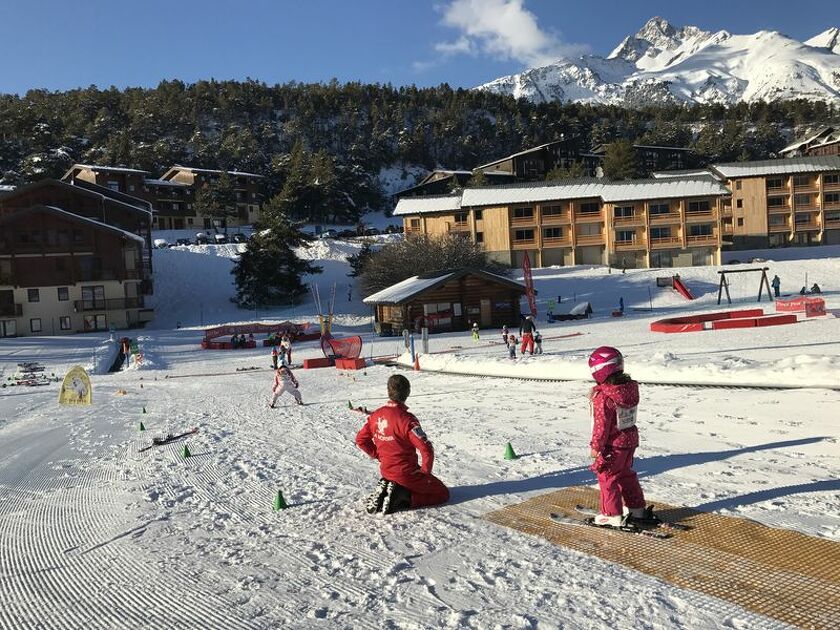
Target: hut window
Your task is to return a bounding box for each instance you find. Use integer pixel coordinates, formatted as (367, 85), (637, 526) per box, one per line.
(513, 207), (534, 219)
(454, 212), (468, 225)
(514, 229), (534, 242)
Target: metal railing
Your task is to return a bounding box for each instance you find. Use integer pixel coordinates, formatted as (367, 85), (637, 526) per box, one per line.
(0, 303), (22, 317)
(73, 297), (145, 312)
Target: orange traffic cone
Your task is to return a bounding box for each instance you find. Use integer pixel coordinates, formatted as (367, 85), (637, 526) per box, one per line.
(413, 354), (420, 371)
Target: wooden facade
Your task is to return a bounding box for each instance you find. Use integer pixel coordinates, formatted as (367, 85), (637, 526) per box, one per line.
(366, 270), (528, 335)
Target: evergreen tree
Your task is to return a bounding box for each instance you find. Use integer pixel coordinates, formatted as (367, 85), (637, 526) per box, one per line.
(465, 170), (487, 187)
(603, 140), (639, 180)
(346, 241), (374, 277)
(231, 195), (322, 307)
(546, 161), (588, 180)
(195, 171), (237, 232)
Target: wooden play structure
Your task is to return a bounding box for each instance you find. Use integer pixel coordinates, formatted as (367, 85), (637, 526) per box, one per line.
(717, 267), (773, 305)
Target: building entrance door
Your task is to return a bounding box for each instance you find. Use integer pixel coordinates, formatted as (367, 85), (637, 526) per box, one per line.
(480, 299), (492, 327)
(0, 319), (16, 337)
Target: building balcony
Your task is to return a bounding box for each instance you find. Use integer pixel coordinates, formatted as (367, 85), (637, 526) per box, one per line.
(575, 234), (605, 245)
(649, 212), (681, 224)
(823, 181), (840, 191)
(542, 237), (572, 247)
(793, 204), (820, 212)
(768, 206), (791, 214)
(540, 212), (571, 224)
(613, 216), (645, 227)
(685, 233), (718, 245)
(793, 183), (819, 193)
(512, 240), (536, 250)
(793, 221), (821, 231)
(613, 240), (646, 250)
(824, 216), (840, 228)
(684, 212), (716, 222)
(823, 201), (840, 210)
(448, 223), (470, 233)
(769, 223), (791, 233)
(0, 303), (22, 317)
(574, 212), (604, 223)
(73, 297), (146, 312)
(765, 186), (789, 193)
(511, 216), (537, 226)
(649, 236), (682, 249)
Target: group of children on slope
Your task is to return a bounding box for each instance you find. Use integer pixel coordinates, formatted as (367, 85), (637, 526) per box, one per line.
(501, 319), (543, 359)
(266, 342), (649, 527)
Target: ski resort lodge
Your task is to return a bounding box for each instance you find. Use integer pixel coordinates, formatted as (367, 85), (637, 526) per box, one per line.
(0, 180), (154, 337)
(395, 155), (840, 269)
(363, 269), (529, 335)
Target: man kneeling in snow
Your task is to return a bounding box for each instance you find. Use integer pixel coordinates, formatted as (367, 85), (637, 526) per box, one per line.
(355, 375), (449, 514)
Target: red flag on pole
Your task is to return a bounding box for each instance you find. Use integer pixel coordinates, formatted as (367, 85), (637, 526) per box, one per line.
(522, 251), (537, 317)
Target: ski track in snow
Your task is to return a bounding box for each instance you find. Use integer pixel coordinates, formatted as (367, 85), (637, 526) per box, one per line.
(1, 241), (838, 628)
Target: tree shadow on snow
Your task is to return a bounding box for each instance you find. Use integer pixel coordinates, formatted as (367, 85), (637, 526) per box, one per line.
(447, 436), (829, 505)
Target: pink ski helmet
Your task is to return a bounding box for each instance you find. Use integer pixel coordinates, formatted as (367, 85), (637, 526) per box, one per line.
(588, 346), (623, 384)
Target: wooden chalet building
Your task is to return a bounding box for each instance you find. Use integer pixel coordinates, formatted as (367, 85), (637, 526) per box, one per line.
(159, 166), (263, 228)
(780, 127), (840, 158)
(0, 180), (155, 337)
(363, 269), (529, 335)
(473, 139), (585, 182)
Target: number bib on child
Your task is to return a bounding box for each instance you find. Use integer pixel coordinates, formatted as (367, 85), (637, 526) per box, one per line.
(616, 405), (637, 430)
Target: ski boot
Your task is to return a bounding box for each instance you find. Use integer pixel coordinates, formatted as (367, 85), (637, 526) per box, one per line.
(365, 478), (389, 514)
(380, 481), (411, 515)
(592, 513), (626, 528)
(625, 505), (661, 527)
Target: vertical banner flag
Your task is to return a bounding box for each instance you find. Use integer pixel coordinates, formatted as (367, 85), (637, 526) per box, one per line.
(59, 365), (92, 406)
(522, 251), (537, 317)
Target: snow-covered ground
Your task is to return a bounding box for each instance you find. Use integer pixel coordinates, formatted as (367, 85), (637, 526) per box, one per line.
(1, 238), (838, 628)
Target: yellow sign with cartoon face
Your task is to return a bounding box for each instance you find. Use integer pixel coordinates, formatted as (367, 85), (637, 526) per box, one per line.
(59, 366), (92, 406)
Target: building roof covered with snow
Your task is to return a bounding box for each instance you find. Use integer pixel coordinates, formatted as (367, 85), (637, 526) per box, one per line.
(364, 269), (526, 305)
(393, 194), (462, 216)
(711, 156), (840, 179)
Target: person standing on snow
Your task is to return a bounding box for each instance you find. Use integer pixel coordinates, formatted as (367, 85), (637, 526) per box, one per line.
(508, 336), (517, 360)
(471, 322), (480, 341)
(280, 334), (292, 366)
(271, 345), (280, 369)
(534, 331), (543, 355)
(502, 325), (510, 347)
(355, 375), (449, 515)
(268, 364), (303, 408)
(520, 315), (536, 355)
(771, 275), (781, 298)
(587, 346), (647, 528)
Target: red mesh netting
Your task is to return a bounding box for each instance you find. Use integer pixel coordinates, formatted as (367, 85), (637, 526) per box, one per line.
(320, 335), (363, 359)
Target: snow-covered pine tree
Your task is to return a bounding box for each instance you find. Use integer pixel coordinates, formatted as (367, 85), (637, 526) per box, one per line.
(231, 196), (322, 307)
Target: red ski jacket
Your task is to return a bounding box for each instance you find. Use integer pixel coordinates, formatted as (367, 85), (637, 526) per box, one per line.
(355, 400), (435, 482)
(589, 380), (640, 453)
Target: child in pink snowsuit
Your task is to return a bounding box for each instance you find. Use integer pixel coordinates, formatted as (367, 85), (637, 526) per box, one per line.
(588, 346), (646, 526)
(269, 365), (303, 407)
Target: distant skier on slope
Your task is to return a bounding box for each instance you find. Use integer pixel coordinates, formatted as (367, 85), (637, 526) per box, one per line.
(269, 364), (303, 407)
(355, 375), (449, 514)
(587, 346), (648, 529)
(502, 325), (510, 347)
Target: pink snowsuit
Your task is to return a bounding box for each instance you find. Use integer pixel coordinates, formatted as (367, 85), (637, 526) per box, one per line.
(270, 367), (302, 406)
(589, 380), (645, 517)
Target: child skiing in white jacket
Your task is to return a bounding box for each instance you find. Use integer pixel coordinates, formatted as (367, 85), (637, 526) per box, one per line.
(269, 365), (303, 407)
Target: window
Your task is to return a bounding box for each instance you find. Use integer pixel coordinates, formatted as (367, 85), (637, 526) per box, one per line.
(616, 230), (635, 243)
(769, 215), (787, 227)
(543, 227), (563, 239)
(474, 210), (483, 221)
(825, 211), (840, 222)
(737, 218), (744, 227)
(767, 196), (786, 207)
(766, 178), (784, 189)
(60, 316), (71, 331)
(577, 223), (601, 237)
(454, 212), (468, 224)
(613, 206), (634, 219)
(824, 174), (840, 185)
(735, 180), (742, 190)
(83, 314), (107, 331)
(81, 286), (105, 310)
(514, 229), (534, 242)
(187, 218), (194, 225)
(795, 213), (812, 225)
(513, 207), (534, 219)
(27, 288), (39, 303)
(687, 200), (710, 213)
(736, 199), (743, 208)
(579, 202), (600, 214)
(649, 203), (670, 215)
(794, 194), (811, 206)
(689, 224), (713, 236)
(650, 227), (671, 240)
(107, 180), (120, 191)
(409, 218), (420, 229)
(475, 232), (484, 243)
(542, 205), (564, 217)
(57, 287), (69, 301)
(825, 193), (840, 204)
(793, 175), (811, 187)
(30, 318), (42, 333)
(128, 184), (135, 192)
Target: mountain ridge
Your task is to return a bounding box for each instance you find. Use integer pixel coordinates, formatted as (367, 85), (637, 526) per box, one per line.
(477, 17), (840, 106)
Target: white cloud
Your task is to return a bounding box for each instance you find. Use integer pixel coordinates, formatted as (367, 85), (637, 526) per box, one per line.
(432, 0), (588, 68)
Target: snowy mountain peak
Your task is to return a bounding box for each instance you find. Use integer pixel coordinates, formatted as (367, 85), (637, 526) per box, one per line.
(478, 17), (840, 106)
(807, 27), (840, 53)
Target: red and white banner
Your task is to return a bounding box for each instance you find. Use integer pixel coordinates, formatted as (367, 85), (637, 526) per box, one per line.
(775, 297), (825, 317)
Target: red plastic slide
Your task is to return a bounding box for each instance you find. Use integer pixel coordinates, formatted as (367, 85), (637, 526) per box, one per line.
(672, 276), (695, 300)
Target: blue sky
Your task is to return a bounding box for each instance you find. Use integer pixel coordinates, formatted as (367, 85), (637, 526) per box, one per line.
(1, 0), (837, 94)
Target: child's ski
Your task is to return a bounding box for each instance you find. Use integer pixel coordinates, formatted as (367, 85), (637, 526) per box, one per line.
(575, 504), (691, 531)
(549, 512), (672, 539)
(139, 428), (199, 452)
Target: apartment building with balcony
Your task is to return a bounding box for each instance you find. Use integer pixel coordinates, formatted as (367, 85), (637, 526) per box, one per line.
(395, 177), (730, 269)
(0, 180), (154, 337)
(0, 206), (153, 337)
(710, 156), (840, 248)
(159, 166), (263, 229)
(63, 163), (264, 230)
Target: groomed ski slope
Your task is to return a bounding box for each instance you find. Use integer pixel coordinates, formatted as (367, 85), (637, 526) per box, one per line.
(0, 238), (838, 629)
